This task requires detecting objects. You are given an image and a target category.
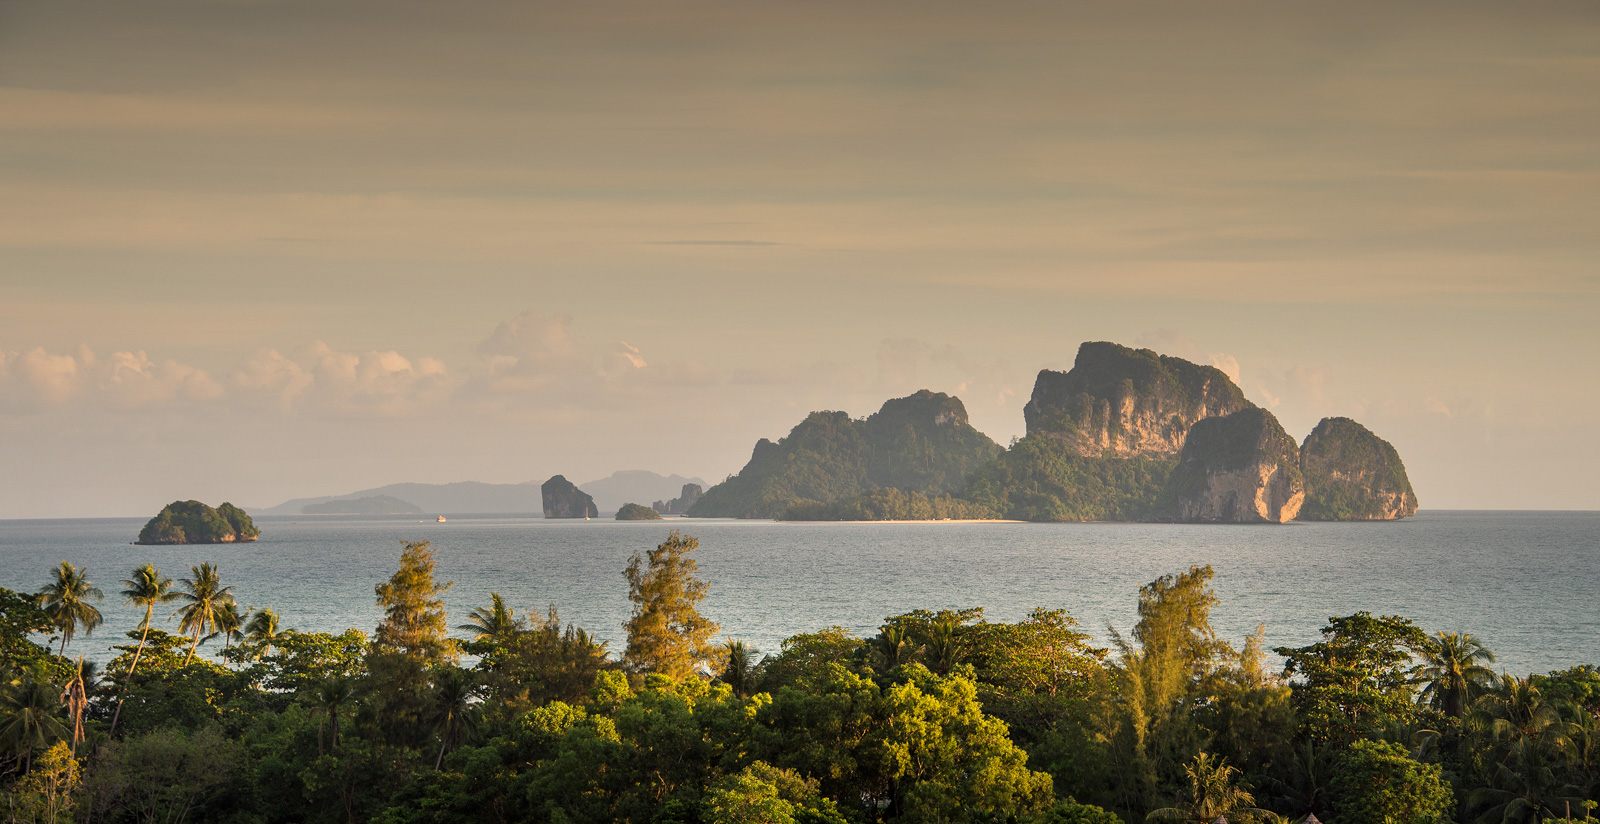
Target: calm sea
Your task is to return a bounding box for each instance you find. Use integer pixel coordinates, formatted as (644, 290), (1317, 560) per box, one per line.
(1, 511), (1596, 676)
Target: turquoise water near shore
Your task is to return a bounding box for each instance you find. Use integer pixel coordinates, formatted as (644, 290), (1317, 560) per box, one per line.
(1, 511), (1595, 675)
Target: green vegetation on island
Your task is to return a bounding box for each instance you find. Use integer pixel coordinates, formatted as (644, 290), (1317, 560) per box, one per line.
(962, 436), (1176, 522)
(615, 502), (662, 520)
(1299, 417), (1420, 520)
(780, 488), (998, 521)
(136, 500), (259, 545)
(689, 390), (1002, 518)
(3, 540), (1594, 824)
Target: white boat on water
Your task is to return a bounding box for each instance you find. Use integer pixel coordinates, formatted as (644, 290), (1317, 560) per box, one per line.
(436, 515), (447, 522)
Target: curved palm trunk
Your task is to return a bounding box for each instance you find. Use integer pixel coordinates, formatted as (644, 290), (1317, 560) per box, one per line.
(110, 609), (156, 735)
(184, 620), (205, 665)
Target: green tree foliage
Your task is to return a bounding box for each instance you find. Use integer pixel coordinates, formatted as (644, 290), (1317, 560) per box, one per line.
(1330, 740), (1456, 824)
(0, 740), (79, 823)
(369, 541), (457, 748)
(1102, 566), (1233, 814)
(690, 391), (1004, 518)
(758, 627), (863, 692)
(623, 531), (720, 680)
(34, 562), (103, 657)
(1276, 613), (1429, 745)
(79, 725), (243, 824)
(137, 499), (259, 544)
(0, 588), (54, 674)
(8, 545), (1600, 824)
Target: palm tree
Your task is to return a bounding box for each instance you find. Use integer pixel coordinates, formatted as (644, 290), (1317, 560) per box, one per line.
(1472, 675), (1574, 752)
(925, 619), (961, 674)
(871, 624), (913, 671)
(720, 639), (760, 697)
(35, 563), (104, 656)
(111, 564), (178, 735)
(311, 676), (354, 756)
(171, 563), (237, 665)
(1467, 675), (1580, 821)
(244, 608), (284, 658)
(1147, 752), (1270, 824)
(1468, 735), (1583, 824)
(1417, 632), (1497, 718)
(457, 593), (525, 644)
(205, 601), (248, 651)
(431, 667), (479, 769)
(0, 665), (70, 772)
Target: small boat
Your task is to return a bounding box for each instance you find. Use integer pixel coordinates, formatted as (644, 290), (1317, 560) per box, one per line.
(436, 515), (447, 522)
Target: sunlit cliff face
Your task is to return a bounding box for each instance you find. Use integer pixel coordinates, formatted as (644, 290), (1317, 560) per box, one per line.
(0, 0), (1596, 516)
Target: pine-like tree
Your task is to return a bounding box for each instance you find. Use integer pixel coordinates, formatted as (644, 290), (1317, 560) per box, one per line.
(622, 531), (719, 680)
(373, 540), (456, 665)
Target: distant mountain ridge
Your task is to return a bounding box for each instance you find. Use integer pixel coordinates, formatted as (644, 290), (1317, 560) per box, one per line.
(257, 471), (706, 516)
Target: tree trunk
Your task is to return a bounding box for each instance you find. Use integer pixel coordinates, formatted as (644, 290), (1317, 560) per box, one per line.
(111, 616), (154, 735)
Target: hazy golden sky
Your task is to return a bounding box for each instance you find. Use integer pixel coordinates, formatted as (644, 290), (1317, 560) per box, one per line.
(1, 0), (1597, 516)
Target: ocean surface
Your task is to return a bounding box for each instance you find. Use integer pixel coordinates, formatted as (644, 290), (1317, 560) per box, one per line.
(2, 511), (1596, 676)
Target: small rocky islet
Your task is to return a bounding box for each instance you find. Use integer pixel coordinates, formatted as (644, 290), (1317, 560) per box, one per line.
(688, 341), (1418, 524)
(136, 500), (260, 544)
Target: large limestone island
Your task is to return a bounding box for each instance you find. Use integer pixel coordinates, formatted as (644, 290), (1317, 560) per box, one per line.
(1299, 416), (1419, 520)
(541, 475), (598, 519)
(137, 500), (260, 545)
(698, 341), (1418, 523)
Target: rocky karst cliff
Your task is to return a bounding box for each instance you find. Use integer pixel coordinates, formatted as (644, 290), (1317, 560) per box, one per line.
(1298, 417), (1419, 520)
(688, 389), (1002, 518)
(1023, 341), (1253, 458)
(653, 483), (703, 515)
(1154, 407), (1305, 523)
(541, 475), (598, 519)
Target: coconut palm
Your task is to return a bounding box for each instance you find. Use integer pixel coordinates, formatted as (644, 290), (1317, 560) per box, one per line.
(430, 667), (479, 769)
(110, 564), (178, 735)
(457, 593), (525, 644)
(171, 563), (238, 665)
(871, 624), (913, 671)
(35, 563), (104, 656)
(1472, 675), (1574, 752)
(720, 639), (760, 697)
(1417, 631), (1497, 718)
(311, 676), (354, 756)
(1468, 735), (1582, 824)
(205, 601), (248, 650)
(1147, 752), (1270, 824)
(925, 618), (961, 674)
(244, 608), (284, 658)
(0, 665), (69, 772)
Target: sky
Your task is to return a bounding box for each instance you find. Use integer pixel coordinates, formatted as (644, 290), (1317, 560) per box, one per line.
(1, 0), (1597, 518)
